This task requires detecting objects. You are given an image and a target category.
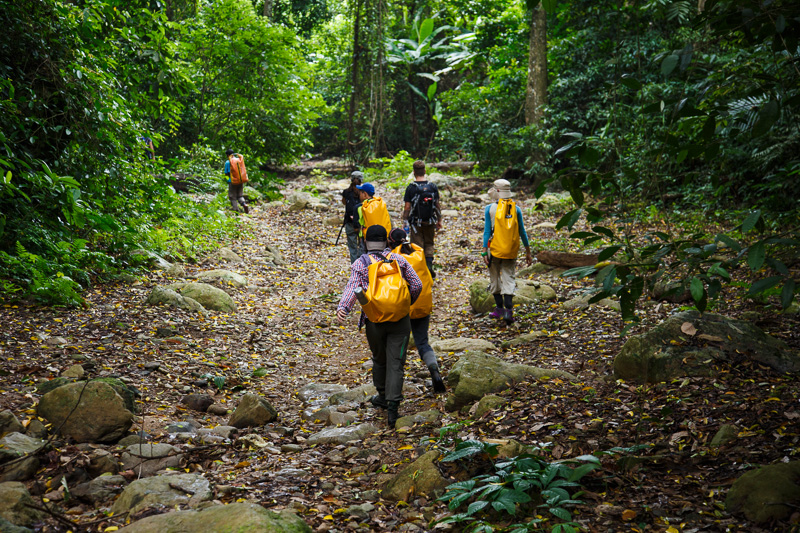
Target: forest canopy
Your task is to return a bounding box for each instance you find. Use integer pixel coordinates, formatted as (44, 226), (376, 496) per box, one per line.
(0, 0), (798, 307)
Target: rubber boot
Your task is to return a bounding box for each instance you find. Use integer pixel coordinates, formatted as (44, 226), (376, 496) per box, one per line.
(425, 256), (436, 279)
(504, 307), (515, 325)
(387, 401), (400, 429)
(489, 294), (503, 318)
(370, 394), (388, 409)
(429, 367), (446, 393)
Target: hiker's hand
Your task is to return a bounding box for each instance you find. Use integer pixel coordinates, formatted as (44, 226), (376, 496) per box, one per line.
(482, 253), (489, 266)
(525, 250), (533, 265)
(436, 220), (442, 231)
(336, 308), (348, 323)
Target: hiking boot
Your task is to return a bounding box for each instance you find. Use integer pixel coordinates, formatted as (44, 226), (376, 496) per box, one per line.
(430, 367), (446, 393)
(369, 394), (388, 410)
(242, 204), (249, 214)
(387, 401), (400, 429)
(488, 307), (504, 319)
(503, 308), (515, 325)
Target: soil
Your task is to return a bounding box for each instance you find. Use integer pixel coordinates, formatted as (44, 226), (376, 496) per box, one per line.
(1, 170), (798, 533)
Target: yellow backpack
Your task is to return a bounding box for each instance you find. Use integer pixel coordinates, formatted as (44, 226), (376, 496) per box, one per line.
(361, 197), (392, 237)
(361, 254), (411, 323)
(228, 154), (249, 185)
(489, 199), (520, 259)
(393, 243), (432, 319)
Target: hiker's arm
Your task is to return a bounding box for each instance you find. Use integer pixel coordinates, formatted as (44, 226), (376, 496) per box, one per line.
(224, 161), (230, 177)
(402, 202), (411, 224)
(482, 206), (492, 265)
(337, 263), (368, 321)
(517, 206), (533, 265)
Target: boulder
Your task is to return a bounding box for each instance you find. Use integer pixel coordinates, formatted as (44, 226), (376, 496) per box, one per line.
(93, 377), (138, 413)
(501, 331), (547, 349)
(215, 247), (243, 263)
(710, 424), (738, 448)
(395, 410), (442, 429)
(195, 269), (248, 288)
(297, 383), (349, 404)
(306, 423), (379, 445)
(445, 351), (577, 411)
(0, 433), (45, 464)
(87, 449), (119, 477)
(726, 461), (800, 524)
(431, 337), (495, 353)
(469, 279), (557, 313)
(36, 377), (74, 395)
(145, 287), (207, 315)
(228, 393), (278, 428)
(165, 263), (186, 278)
(112, 473), (212, 517)
(121, 443), (182, 477)
(0, 457), (39, 482)
(116, 502), (310, 533)
(0, 412), (23, 438)
(0, 516), (33, 533)
(517, 262), (556, 277)
(0, 482), (43, 527)
(243, 185), (263, 202)
(37, 381), (133, 443)
(168, 282), (237, 313)
(263, 245), (285, 266)
(382, 450), (449, 501)
(328, 384), (377, 406)
(61, 364), (84, 379)
(131, 250), (172, 270)
(470, 394), (508, 418)
(287, 191), (314, 211)
(561, 293), (620, 311)
(614, 311), (800, 383)
(181, 394), (214, 413)
(71, 474), (127, 504)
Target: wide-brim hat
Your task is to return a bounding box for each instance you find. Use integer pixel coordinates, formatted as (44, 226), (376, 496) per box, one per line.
(493, 179), (513, 199)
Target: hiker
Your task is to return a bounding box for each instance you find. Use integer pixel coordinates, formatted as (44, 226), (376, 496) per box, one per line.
(140, 135), (155, 160)
(341, 171), (364, 264)
(336, 225), (422, 429)
(388, 228), (446, 393)
(356, 182), (392, 238)
(482, 179), (533, 325)
(401, 160), (441, 279)
(224, 148), (250, 214)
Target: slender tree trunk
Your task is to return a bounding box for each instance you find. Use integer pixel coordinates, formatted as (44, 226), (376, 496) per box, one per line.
(263, 0), (273, 18)
(525, 5), (547, 125)
(347, 0), (363, 155)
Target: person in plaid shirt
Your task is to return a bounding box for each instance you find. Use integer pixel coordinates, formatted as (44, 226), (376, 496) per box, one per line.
(337, 225), (422, 429)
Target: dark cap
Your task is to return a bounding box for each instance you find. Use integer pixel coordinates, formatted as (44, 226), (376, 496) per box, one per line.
(365, 225), (388, 242)
(388, 228), (407, 245)
(225, 148), (234, 156)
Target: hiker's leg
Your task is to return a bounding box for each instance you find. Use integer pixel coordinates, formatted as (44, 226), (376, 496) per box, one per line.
(503, 294), (514, 309)
(384, 316), (410, 404)
(488, 259), (503, 294)
(409, 225), (424, 249)
(489, 293), (504, 318)
(227, 183), (240, 211)
(365, 320), (388, 397)
(500, 260), (517, 324)
(422, 224), (436, 278)
(410, 316), (434, 365)
(345, 224), (361, 264)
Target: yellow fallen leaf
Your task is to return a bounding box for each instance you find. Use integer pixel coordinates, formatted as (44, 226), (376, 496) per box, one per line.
(323, 515), (333, 521)
(104, 528), (119, 532)
(621, 509), (636, 521)
(666, 527), (680, 533)
(397, 445), (413, 450)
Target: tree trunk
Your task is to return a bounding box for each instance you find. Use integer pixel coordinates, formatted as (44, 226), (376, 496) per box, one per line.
(536, 251), (599, 268)
(525, 5), (547, 125)
(263, 0), (274, 18)
(346, 0), (363, 155)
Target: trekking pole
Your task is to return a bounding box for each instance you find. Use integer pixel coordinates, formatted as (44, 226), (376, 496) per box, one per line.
(335, 221), (346, 245)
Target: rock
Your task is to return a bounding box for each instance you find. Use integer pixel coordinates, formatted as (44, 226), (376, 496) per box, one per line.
(238, 434), (270, 449)
(517, 262), (555, 277)
(71, 474), (127, 504)
(445, 351), (577, 411)
(228, 393), (278, 428)
(469, 279), (557, 313)
(324, 216), (341, 227)
(440, 209), (459, 217)
(561, 293), (620, 311)
(118, 434), (149, 447)
(243, 185), (263, 202)
(382, 450), (449, 501)
(287, 191), (314, 211)
(430, 337), (495, 353)
(395, 410), (442, 429)
(470, 395), (508, 418)
(216, 247), (243, 263)
(112, 473), (212, 517)
(93, 378), (138, 413)
(327, 411), (357, 426)
(167, 282), (237, 313)
(121, 443), (182, 477)
(0, 457), (39, 482)
(710, 424), (738, 447)
(145, 286), (207, 315)
(24, 420), (47, 440)
(207, 404), (228, 416)
(36, 377), (73, 395)
(281, 444), (303, 453)
(0, 482), (43, 527)
(87, 449), (119, 477)
(131, 249), (172, 270)
(116, 502), (310, 533)
(306, 423), (379, 445)
(195, 269), (248, 288)
(165, 263), (186, 278)
(651, 280), (692, 303)
(347, 503), (374, 520)
(0, 516), (33, 533)
(0, 411), (23, 438)
(0, 433), (46, 464)
(328, 384), (377, 406)
(501, 331), (547, 349)
(61, 364), (84, 379)
(298, 383), (349, 404)
(181, 394), (214, 413)
(264, 244), (285, 266)
(44, 336), (68, 346)
(613, 311), (800, 383)
(165, 420), (198, 434)
(726, 461), (800, 524)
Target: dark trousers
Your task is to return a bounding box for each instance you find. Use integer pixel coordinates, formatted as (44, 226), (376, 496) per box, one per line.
(228, 182), (247, 211)
(365, 316), (410, 403)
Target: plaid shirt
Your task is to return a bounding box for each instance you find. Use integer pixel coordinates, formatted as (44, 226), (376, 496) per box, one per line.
(338, 248), (422, 327)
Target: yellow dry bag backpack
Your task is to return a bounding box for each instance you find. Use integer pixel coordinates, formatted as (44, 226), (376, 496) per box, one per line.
(361, 197), (392, 237)
(392, 243), (432, 319)
(228, 154), (249, 185)
(361, 253), (411, 323)
(489, 199), (520, 259)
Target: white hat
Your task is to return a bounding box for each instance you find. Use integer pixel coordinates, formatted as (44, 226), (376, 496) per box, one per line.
(492, 179), (513, 199)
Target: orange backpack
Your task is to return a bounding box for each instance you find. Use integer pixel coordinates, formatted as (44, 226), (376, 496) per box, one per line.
(392, 243), (432, 319)
(361, 254), (411, 323)
(360, 197), (391, 237)
(228, 154), (249, 185)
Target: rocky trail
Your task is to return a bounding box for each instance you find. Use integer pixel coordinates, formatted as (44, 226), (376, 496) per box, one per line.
(1, 169), (799, 533)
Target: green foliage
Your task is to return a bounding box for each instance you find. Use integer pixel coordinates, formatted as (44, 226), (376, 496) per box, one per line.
(434, 451), (599, 532)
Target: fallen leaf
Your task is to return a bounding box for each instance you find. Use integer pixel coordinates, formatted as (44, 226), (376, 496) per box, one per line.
(681, 322), (697, 336)
(621, 509), (636, 521)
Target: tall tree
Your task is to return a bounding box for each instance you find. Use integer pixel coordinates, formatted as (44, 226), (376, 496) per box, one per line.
(525, 2), (547, 125)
